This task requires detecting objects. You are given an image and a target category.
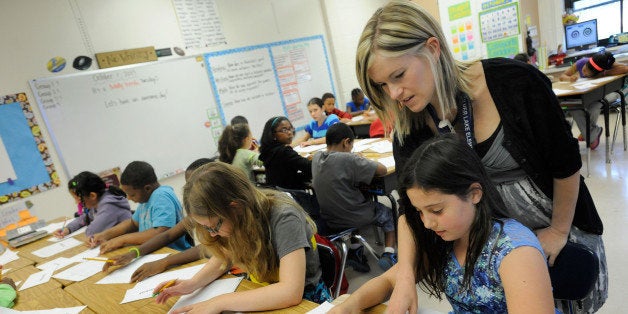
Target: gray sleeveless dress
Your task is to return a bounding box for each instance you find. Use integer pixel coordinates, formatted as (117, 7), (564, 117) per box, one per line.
(481, 126), (607, 313)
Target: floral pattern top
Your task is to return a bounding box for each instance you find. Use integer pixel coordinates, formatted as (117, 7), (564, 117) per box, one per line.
(444, 219), (544, 313)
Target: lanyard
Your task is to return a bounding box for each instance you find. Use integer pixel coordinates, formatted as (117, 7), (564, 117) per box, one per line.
(426, 93), (475, 148)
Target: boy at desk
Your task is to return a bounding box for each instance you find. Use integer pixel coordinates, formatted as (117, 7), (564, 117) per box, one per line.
(91, 161), (192, 254)
(311, 123), (397, 272)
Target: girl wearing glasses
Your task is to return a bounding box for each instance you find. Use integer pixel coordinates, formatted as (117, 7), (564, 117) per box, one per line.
(259, 116), (312, 190)
(154, 162), (331, 312)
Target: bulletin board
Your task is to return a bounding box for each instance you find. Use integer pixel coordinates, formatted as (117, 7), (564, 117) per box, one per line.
(204, 35), (335, 137)
(0, 93), (59, 205)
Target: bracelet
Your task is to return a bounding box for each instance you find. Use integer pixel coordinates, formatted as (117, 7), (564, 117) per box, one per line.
(129, 247), (141, 258)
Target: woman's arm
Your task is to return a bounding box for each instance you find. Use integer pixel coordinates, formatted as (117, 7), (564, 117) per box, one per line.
(536, 172), (579, 265)
(500, 246), (555, 314)
(385, 215), (419, 314)
(171, 249), (307, 313)
(329, 265), (398, 314)
(300, 136), (326, 147)
(292, 132), (311, 147)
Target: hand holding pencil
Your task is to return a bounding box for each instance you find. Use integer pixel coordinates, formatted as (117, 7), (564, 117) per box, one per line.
(154, 278), (196, 304)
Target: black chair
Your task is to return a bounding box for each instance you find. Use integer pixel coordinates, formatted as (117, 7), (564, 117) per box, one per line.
(549, 241), (599, 314)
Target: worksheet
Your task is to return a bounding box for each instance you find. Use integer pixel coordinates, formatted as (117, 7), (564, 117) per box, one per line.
(121, 264), (205, 304)
(32, 237), (82, 258)
(96, 253), (169, 284)
(169, 277), (242, 313)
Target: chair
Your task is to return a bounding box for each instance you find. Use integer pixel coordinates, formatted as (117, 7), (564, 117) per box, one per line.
(549, 241), (599, 314)
(315, 233), (348, 298)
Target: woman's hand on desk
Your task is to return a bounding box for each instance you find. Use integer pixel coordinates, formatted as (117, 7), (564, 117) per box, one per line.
(131, 259), (168, 283)
(102, 251), (136, 273)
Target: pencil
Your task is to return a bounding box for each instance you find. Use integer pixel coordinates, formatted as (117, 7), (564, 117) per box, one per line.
(153, 279), (177, 297)
(83, 257), (115, 263)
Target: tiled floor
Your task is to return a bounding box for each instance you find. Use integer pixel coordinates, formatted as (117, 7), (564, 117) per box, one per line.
(346, 112), (627, 313)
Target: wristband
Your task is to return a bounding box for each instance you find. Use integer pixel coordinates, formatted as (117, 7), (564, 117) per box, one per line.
(129, 247), (141, 258)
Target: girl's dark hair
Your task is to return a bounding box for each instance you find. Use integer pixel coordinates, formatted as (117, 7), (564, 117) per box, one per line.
(186, 157), (217, 172)
(587, 51), (615, 75)
(351, 88), (363, 99)
(218, 124), (251, 164)
(325, 122), (354, 146)
(230, 115), (249, 125)
(321, 93), (335, 103)
(121, 161), (158, 188)
(68, 171), (126, 224)
(399, 134), (506, 298)
(260, 116), (291, 148)
(307, 97), (324, 108)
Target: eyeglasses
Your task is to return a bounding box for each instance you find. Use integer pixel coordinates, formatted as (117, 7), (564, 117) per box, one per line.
(203, 218), (223, 234)
(274, 127), (295, 134)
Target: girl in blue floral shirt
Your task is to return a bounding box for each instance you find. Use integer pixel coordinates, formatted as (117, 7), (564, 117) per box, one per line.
(329, 136), (555, 314)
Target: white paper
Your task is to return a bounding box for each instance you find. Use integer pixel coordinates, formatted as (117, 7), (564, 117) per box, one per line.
(0, 248), (20, 264)
(370, 141), (393, 153)
(69, 247), (101, 262)
(354, 138), (380, 146)
(19, 267), (55, 291)
(378, 156), (395, 168)
(0, 305), (87, 314)
(307, 301), (334, 314)
(32, 237), (82, 258)
(52, 260), (105, 282)
(552, 88), (573, 96)
(350, 115), (364, 122)
(97, 253), (169, 284)
(37, 221), (67, 234)
(48, 226), (86, 242)
(169, 277), (242, 313)
(293, 143), (327, 153)
(121, 264), (205, 304)
(36, 257), (76, 272)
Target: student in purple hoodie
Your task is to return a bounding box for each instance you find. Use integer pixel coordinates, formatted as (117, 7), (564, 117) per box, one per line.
(53, 171), (132, 238)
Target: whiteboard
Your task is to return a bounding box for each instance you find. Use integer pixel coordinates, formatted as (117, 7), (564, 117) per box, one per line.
(29, 57), (221, 179)
(204, 35), (335, 137)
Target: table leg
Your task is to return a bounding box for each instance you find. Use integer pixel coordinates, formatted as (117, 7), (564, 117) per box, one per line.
(620, 90), (627, 151)
(601, 97), (611, 163)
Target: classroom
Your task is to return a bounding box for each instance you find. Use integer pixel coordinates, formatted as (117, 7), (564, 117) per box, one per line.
(0, 0), (626, 313)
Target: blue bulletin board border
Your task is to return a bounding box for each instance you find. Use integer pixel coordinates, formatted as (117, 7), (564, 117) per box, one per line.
(0, 93), (59, 205)
(203, 35), (336, 132)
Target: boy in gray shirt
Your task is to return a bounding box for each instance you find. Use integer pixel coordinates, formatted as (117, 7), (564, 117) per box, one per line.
(312, 123), (396, 272)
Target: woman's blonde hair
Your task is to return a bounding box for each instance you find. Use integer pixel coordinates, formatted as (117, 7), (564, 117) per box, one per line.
(356, 0), (474, 144)
(183, 162), (311, 283)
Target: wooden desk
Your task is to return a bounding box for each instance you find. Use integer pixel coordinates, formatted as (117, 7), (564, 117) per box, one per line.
(553, 75), (627, 173)
(7, 265), (62, 302)
(1, 249), (35, 275)
(64, 255), (205, 314)
(332, 294), (387, 313)
(13, 287), (94, 313)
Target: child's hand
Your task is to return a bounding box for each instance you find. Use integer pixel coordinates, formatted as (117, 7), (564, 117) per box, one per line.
(53, 228), (69, 239)
(154, 279), (195, 304)
(1, 277), (16, 290)
(132, 259), (168, 283)
(99, 238), (123, 254)
(102, 251), (136, 273)
(87, 233), (106, 248)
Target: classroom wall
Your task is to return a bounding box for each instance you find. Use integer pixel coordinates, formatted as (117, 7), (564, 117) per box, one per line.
(0, 0), (368, 222)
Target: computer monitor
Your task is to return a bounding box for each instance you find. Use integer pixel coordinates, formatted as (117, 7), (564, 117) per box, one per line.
(565, 19), (598, 51)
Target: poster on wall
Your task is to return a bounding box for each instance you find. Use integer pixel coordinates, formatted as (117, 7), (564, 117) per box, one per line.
(479, 2), (520, 42)
(438, 0), (482, 61)
(0, 93), (59, 205)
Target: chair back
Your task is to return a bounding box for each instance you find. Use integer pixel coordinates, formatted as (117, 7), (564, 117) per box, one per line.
(549, 241), (599, 301)
(314, 233), (349, 297)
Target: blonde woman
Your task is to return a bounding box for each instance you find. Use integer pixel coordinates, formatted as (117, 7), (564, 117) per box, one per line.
(356, 1), (606, 313)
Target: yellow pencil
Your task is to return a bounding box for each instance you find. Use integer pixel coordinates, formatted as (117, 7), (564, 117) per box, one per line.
(153, 279), (177, 297)
(83, 257), (115, 263)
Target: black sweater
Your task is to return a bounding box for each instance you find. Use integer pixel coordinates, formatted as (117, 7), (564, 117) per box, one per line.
(259, 143), (312, 190)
